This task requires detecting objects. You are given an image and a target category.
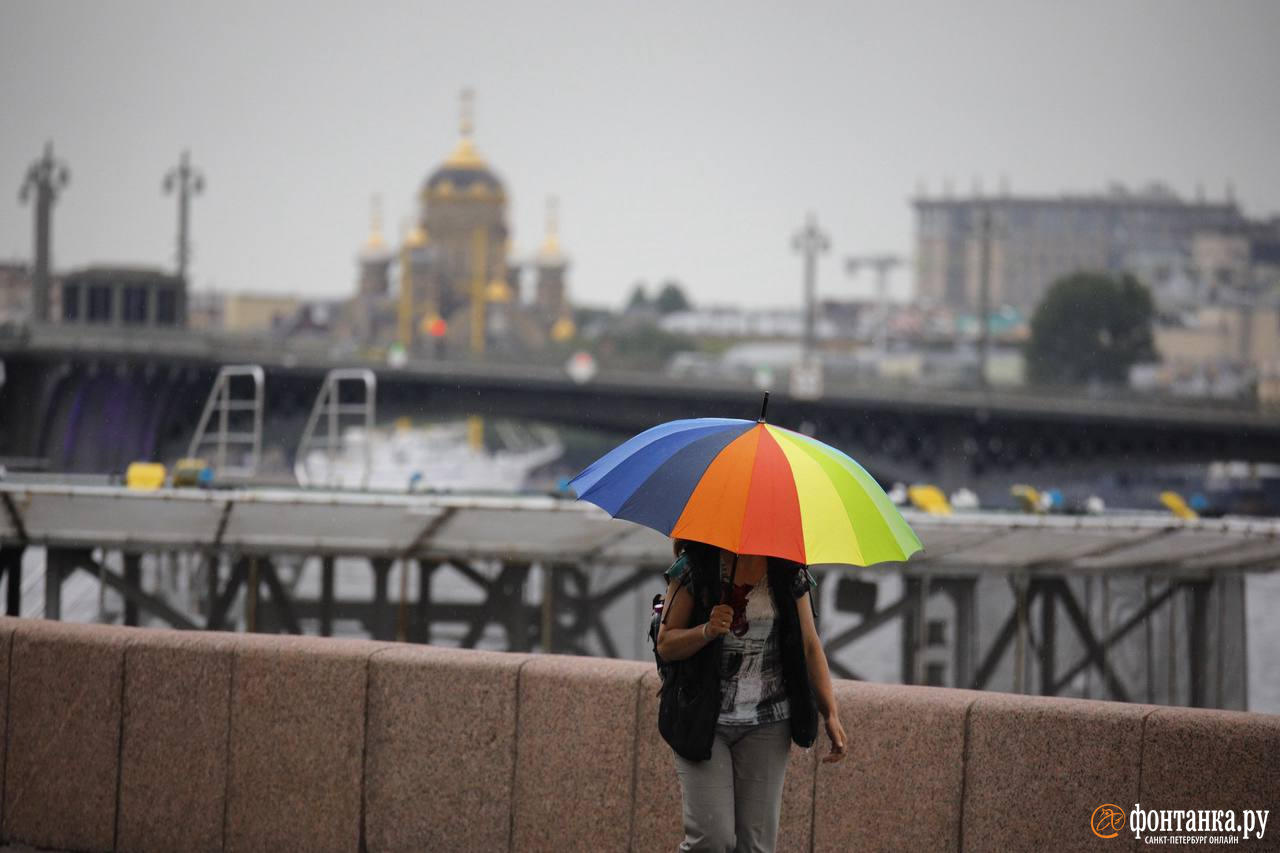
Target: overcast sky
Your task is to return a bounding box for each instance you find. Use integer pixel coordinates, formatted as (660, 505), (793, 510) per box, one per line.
(2, 0), (1278, 309)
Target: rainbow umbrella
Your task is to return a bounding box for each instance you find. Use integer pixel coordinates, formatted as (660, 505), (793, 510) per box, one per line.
(569, 399), (922, 567)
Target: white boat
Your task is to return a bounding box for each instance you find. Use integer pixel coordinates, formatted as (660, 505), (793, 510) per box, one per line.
(295, 420), (563, 493)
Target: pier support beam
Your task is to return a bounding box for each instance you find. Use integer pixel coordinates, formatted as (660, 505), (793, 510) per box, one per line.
(320, 556), (335, 637)
(0, 546), (22, 616)
(415, 561), (438, 644)
(1187, 580), (1212, 708)
(371, 558), (392, 641)
(123, 553), (142, 626)
(44, 548), (68, 620)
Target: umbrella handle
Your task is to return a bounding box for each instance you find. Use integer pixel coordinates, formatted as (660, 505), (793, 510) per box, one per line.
(757, 392), (769, 424)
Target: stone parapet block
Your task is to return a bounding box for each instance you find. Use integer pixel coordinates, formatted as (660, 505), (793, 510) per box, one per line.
(224, 634), (388, 853)
(778, 739), (818, 853)
(1138, 706), (1280, 850)
(813, 681), (976, 853)
(0, 618), (19, 834)
(631, 668), (683, 851)
(117, 629), (237, 853)
(2, 619), (132, 852)
(364, 644), (528, 853)
(963, 692), (1151, 853)
(512, 656), (648, 852)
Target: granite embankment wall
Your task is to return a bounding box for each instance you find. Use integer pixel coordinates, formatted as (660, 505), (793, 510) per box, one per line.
(0, 617), (1276, 852)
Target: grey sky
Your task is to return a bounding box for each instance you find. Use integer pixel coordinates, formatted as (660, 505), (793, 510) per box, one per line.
(2, 0), (1278, 309)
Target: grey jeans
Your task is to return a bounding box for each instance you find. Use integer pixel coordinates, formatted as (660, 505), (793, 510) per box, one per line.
(672, 720), (792, 853)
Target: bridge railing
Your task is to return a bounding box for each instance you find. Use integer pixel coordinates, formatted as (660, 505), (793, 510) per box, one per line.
(1, 319), (1269, 415)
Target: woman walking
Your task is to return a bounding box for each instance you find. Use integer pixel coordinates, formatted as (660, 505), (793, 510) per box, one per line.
(656, 539), (847, 853)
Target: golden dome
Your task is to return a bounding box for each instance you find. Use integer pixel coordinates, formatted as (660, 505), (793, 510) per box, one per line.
(404, 222), (429, 249)
(485, 277), (514, 303)
(550, 313), (576, 342)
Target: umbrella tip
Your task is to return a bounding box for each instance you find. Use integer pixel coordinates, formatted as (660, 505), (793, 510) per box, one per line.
(757, 391), (770, 423)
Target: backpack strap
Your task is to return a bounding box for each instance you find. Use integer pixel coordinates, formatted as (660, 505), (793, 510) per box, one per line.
(661, 575), (691, 626)
(661, 553), (690, 626)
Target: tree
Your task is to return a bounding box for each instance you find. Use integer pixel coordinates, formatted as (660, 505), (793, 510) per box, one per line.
(626, 282), (650, 311)
(1026, 272), (1157, 385)
(654, 280), (692, 315)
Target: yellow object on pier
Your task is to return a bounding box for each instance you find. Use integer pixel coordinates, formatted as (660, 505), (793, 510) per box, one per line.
(1159, 490), (1198, 520)
(125, 462), (166, 490)
(908, 484), (952, 515)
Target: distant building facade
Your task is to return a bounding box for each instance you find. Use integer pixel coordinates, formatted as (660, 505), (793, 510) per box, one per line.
(59, 266), (185, 328)
(1149, 217), (1280, 385)
(219, 293), (300, 333)
(1154, 304), (1280, 368)
(913, 183), (1243, 313)
(186, 289), (224, 331)
(1189, 219), (1280, 304)
(0, 262), (33, 325)
(659, 305), (847, 340)
(0, 262), (66, 325)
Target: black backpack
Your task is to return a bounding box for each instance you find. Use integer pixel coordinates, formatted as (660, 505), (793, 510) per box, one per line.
(651, 559), (721, 762)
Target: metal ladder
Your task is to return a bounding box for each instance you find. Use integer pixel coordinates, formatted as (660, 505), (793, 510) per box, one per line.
(185, 365), (265, 480)
(296, 368), (377, 489)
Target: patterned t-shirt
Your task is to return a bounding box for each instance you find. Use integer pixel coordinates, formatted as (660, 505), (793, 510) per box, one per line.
(666, 556), (814, 726)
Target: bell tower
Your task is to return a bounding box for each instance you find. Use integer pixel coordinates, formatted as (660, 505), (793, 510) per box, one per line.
(534, 196), (569, 323)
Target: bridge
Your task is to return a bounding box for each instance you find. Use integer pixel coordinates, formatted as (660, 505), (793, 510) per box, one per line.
(2, 322), (1278, 490)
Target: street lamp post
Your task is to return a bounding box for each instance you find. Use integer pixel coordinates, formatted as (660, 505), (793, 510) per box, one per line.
(19, 142), (70, 323)
(976, 205), (994, 389)
(792, 212), (830, 362)
(163, 150), (205, 283)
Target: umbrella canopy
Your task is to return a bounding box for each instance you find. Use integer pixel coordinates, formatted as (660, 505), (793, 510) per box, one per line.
(569, 417), (922, 566)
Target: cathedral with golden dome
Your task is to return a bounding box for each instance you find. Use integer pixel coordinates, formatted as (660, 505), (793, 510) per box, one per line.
(350, 90), (574, 356)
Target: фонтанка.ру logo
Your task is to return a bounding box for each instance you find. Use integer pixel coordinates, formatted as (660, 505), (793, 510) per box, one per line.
(1092, 803), (1271, 844)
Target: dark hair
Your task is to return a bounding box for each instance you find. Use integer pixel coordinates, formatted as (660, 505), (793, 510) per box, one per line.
(771, 555), (804, 574)
(672, 538), (716, 564)
(670, 539), (720, 604)
(675, 540), (803, 601)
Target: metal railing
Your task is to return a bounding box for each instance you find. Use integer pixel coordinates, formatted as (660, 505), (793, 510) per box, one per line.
(184, 365), (264, 479)
(295, 368), (377, 489)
